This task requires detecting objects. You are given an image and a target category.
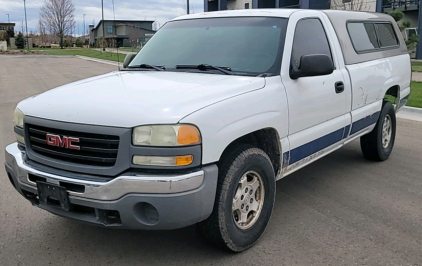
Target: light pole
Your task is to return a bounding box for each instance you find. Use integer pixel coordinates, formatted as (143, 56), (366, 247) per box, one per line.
(83, 14), (86, 38)
(187, 0), (190, 14)
(23, 0), (29, 49)
(102, 0), (105, 51)
(6, 14), (10, 24)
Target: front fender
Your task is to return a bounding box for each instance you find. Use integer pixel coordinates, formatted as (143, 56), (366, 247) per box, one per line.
(179, 77), (288, 164)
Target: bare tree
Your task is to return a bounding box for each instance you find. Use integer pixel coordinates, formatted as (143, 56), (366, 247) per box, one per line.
(38, 18), (46, 44)
(40, 0), (75, 49)
(330, 0), (369, 11)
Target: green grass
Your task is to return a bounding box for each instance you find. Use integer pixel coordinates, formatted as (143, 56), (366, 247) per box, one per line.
(411, 61), (422, 72)
(408, 82), (422, 108)
(43, 48), (126, 62)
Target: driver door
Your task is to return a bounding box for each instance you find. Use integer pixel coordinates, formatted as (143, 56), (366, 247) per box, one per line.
(281, 11), (349, 169)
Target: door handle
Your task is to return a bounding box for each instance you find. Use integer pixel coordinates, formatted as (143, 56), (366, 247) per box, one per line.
(335, 81), (344, 93)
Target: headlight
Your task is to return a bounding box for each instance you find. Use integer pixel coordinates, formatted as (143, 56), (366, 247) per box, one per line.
(133, 124), (201, 146)
(14, 107), (25, 145)
(14, 108), (24, 128)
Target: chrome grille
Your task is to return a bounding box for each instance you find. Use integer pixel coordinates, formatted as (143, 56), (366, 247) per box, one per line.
(27, 124), (119, 167)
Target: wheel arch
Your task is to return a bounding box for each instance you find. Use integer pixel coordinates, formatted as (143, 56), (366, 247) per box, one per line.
(382, 85), (400, 111)
(218, 128), (282, 179)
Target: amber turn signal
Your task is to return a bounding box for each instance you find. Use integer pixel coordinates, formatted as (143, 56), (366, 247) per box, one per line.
(176, 155), (194, 166)
(177, 125), (201, 145)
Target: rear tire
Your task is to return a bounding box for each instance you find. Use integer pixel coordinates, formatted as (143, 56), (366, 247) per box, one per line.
(197, 145), (276, 252)
(360, 101), (396, 161)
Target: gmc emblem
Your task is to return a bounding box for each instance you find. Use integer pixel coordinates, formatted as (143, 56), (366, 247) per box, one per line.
(46, 134), (80, 150)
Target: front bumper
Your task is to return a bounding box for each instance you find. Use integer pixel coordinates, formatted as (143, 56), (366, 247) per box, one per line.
(5, 143), (218, 230)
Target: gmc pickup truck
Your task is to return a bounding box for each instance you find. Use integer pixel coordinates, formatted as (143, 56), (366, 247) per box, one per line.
(5, 9), (411, 252)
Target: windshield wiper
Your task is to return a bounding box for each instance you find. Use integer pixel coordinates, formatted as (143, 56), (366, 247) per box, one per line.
(128, 64), (165, 71)
(176, 64), (233, 75)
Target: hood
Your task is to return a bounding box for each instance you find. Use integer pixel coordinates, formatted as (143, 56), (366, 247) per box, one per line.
(18, 71), (265, 128)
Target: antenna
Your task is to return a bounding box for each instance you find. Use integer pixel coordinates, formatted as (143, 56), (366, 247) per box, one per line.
(111, 0), (121, 71)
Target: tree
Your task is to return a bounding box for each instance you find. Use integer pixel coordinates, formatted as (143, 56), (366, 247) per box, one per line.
(15, 32), (26, 49)
(63, 39), (70, 47)
(389, 10), (418, 52)
(75, 38), (83, 47)
(39, 0), (75, 49)
(330, 0), (369, 11)
(38, 18), (47, 45)
(389, 9), (404, 25)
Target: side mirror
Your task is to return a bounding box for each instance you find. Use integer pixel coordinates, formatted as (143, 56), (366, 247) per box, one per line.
(123, 53), (137, 68)
(290, 54), (334, 79)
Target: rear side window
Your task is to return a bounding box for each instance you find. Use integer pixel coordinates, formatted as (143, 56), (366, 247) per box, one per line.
(347, 21), (399, 53)
(375, 23), (398, 47)
(347, 23), (378, 51)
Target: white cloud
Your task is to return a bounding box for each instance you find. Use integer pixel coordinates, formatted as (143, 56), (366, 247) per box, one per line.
(0, 0), (43, 11)
(2, 0), (204, 33)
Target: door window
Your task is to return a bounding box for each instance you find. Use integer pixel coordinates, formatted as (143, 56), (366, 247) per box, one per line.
(291, 18), (333, 68)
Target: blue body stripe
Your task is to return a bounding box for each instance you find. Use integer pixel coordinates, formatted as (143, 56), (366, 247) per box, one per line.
(342, 125), (351, 139)
(283, 111), (381, 167)
(350, 111), (380, 135)
(288, 128), (344, 164)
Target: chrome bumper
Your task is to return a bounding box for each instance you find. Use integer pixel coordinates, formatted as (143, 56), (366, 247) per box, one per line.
(5, 143), (205, 201)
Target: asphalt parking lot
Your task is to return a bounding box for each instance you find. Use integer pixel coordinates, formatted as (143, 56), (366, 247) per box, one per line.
(1, 55), (422, 265)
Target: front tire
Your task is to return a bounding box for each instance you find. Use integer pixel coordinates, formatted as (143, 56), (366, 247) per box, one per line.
(360, 101), (396, 161)
(197, 145), (276, 252)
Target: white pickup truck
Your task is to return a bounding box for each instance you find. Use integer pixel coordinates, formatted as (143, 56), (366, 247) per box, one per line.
(5, 9), (411, 252)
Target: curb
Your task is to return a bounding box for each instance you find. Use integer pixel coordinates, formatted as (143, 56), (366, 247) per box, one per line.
(399, 106), (422, 114)
(92, 48), (132, 55)
(75, 55), (123, 67)
(397, 106), (422, 122)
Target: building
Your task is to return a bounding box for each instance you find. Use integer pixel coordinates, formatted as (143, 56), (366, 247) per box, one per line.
(378, 0), (419, 36)
(330, 0), (377, 12)
(378, 0), (419, 24)
(204, 0), (422, 58)
(0, 23), (15, 49)
(205, 0), (330, 11)
(89, 20), (156, 48)
(0, 22), (15, 32)
(376, 0), (422, 58)
(205, 0), (379, 12)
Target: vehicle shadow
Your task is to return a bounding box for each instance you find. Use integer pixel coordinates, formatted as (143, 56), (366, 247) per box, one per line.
(41, 140), (372, 264)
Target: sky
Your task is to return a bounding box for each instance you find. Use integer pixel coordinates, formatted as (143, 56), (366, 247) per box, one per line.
(1, 0), (204, 35)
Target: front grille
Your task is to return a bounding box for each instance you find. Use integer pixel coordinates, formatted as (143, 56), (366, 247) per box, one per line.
(27, 124), (120, 167)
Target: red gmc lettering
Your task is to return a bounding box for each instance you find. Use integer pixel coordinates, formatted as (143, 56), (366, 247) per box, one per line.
(46, 134), (80, 150)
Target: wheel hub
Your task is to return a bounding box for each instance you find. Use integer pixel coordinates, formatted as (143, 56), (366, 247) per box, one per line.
(382, 114), (392, 148)
(240, 192), (252, 213)
(232, 170), (265, 230)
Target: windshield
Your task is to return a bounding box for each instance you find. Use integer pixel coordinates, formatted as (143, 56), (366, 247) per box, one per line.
(129, 17), (288, 76)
